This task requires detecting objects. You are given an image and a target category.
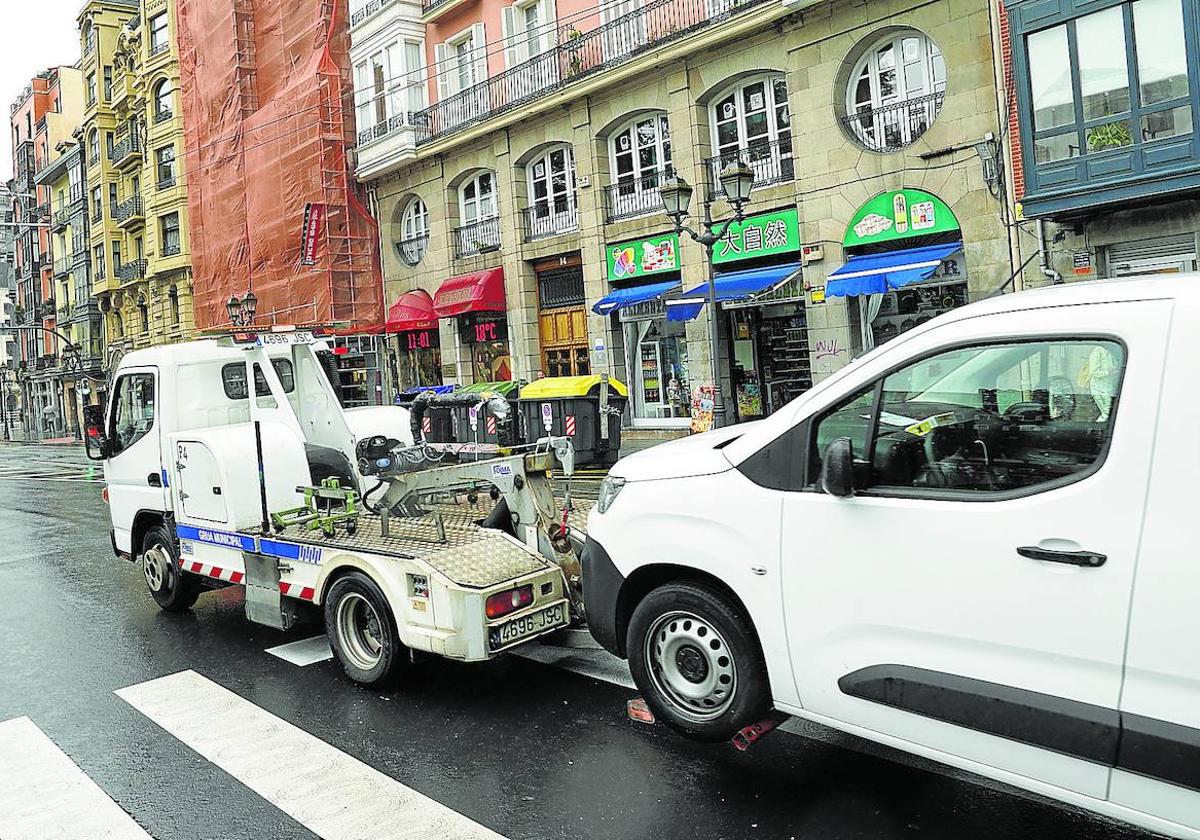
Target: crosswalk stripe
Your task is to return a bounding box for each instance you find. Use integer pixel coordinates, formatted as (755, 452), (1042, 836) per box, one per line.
(265, 635), (333, 666)
(116, 670), (507, 840)
(0, 716), (154, 840)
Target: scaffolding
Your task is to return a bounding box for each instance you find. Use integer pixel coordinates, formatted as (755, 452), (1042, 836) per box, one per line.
(177, 0), (382, 331)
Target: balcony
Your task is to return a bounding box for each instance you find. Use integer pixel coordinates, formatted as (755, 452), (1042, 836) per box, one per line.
(351, 0), (396, 27)
(53, 197), (85, 231)
(73, 299), (100, 320)
(605, 169), (671, 222)
(395, 234), (429, 266)
(32, 202), (50, 222)
(357, 114), (411, 148)
(117, 259), (147, 283)
(57, 305), (73, 324)
(453, 217), (501, 258)
(840, 91), (946, 154)
(703, 137), (795, 196)
(115, 195), (145, 228)
(40, 299), (56, 319)
(522, 205), (579, 241)
(53, 257), (72, 279)
(149, 40), (170, 58)
(413, 0), (774, 146)
(109, 134), (143, 169)
(355, 114), (420, 180)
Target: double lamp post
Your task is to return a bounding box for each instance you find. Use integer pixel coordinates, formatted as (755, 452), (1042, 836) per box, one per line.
(659, 160), (755, 430)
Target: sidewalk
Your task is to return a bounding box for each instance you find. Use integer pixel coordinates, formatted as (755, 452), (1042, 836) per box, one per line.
(0, 436), (81, 446)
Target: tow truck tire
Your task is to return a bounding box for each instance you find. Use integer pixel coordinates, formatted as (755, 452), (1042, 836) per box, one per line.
(324, 572), (407, 688)
(627, 582), (770, 742)
(142, 524), (201, 612)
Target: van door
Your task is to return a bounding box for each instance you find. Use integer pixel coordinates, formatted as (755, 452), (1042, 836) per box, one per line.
(106, 368), (166, 554)
(779, 300), (1171, 799)
(1109, 299), (1200, 834)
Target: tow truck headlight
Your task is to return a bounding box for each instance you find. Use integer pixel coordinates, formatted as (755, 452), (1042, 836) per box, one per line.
(595, 476), (626, 514)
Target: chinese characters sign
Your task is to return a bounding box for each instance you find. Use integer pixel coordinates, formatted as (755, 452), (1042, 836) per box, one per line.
(843, 189), (960, 247)
(605, 233), (681, 280)
(712, 207), (800, 266)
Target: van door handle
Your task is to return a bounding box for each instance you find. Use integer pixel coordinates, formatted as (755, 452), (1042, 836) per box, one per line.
(147, 473), (162, 487)
(1017, 546), (1107, 567)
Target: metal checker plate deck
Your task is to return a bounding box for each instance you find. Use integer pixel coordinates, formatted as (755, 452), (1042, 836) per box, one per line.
(265, 511), (550, 589)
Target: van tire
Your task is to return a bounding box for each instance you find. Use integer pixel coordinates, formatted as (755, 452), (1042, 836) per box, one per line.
(627, 582), (770, 742)
(324, 572), (407, 688)
(142, 524), (201, 612)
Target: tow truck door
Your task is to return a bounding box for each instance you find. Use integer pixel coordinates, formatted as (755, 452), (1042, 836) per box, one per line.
(106, 366), (167, 554)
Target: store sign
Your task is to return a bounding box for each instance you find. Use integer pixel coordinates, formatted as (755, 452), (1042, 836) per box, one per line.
(843, 189), (960, 248)
(712, 207), (800, 265)
(617, 297), (667, 323)
(400, 329), (438, 352)
(606, 233), (680, 280)
(458, 312), (508, 344)
(301, 202), (326, 266)
(1073, 251), (1093, 275)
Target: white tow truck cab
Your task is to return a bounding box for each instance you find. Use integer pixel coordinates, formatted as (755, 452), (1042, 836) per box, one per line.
(585, 276), (1200, 839)
(86, 327), (575, 684)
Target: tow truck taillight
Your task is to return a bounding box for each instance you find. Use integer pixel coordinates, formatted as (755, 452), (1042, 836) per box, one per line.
(101, 487), (109, 504)
(485, 585), (533, 619)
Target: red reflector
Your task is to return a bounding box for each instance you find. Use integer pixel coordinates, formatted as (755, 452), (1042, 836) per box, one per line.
(101, 487), (109, 504)
(331, 346), (349, 356)
(485, 585), (533, 619)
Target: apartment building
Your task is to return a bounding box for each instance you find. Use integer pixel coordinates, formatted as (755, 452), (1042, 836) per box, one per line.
(0, 207), (15, 438)
(997, 0), (1199, 284)
(353, 0), (1012, 429)
(80, 0), (195, 368)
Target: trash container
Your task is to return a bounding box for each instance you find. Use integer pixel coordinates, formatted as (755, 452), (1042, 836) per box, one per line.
(450, 380), (521, 452)
(518, 375), (628, 467)
(400, 385), (456, 443)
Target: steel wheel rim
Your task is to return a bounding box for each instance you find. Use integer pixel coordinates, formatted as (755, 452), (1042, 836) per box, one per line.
(644, 610), (737, 721)
(336, 592), (383, 671)
(143, 544), (171, 593)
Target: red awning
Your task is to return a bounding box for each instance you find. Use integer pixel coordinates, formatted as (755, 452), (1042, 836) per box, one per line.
(385, 289), (438, 332)
(433, 267), (506, 318)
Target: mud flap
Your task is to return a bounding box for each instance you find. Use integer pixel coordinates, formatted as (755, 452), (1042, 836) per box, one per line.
(242, 552), (301, 630)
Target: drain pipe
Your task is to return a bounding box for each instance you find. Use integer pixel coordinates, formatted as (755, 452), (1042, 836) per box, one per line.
(1037, 219), (1063, 285)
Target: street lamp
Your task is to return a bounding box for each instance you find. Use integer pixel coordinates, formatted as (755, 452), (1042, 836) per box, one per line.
(661, 160), (755, 429)
(226, 290), (258, 327)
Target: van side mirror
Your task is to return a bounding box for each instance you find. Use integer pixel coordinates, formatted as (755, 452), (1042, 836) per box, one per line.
(820, 437), (856, 497)
(83, 404), (110, 461)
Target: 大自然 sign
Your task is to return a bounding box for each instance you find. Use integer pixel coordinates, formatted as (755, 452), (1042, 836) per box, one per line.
(712, 207), (800, 265)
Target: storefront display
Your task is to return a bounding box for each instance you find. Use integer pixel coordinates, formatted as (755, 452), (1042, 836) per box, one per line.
(386, 289), (442, 391)
(433, 267), (512, 384)
(330, 335), (384, 407)
(624, 308), (691, 422)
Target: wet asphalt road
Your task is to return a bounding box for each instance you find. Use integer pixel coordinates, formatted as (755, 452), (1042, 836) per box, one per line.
(0, 443), (1160, 840)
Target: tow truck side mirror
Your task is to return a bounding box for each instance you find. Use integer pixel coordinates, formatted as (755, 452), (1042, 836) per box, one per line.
(83, 404), (111, 461)
(820, 437), (856, 498)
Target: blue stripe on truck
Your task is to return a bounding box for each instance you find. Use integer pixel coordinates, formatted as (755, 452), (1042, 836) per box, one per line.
(176, 525), (256, 553)
(259, 539), (323, 565)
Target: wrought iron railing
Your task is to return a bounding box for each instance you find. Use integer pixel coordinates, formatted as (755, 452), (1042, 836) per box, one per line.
(117, 259), (147, 283)
(605, 169), (672, 221)
(703, 137), (795, 195)
(155, 107), (173, 124)
(357, 114), (411, 147)
(522, 205), (579, 241)
(840, 91), (946, 153)
(150, 40), (170, 57)
(162, 240), (181, 257)
(351, 0), (395, 26)
(414, 0), (773, 146)
(157, 174), (177, 191)
(109, 133), (142, 164)
(421, 0), (457, 15)
(395, 234), (429, 266)
(453, 217), (501, 258)
(115, 194), (145, 224)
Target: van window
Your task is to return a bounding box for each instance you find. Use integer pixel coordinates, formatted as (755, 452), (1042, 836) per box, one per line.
(810, 339), (1124, 495)
(221, 359), (295, 400)
(110, 372), (156, 455)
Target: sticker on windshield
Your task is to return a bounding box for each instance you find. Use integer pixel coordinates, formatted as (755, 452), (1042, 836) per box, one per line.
(878, 411), (920, 428)
(905, 412), (958, 437)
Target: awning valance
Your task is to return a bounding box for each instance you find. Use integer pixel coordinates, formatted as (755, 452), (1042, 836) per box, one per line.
(592, 279), (680, 316)
(433, 267), (506, 317)
(385, 290), (438, 332)
(827, 242), (962, 298)
(665, 263), (801, 321)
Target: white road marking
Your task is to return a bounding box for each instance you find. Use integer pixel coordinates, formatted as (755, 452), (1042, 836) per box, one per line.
(0, 716), (153, 840)
(117, 670), (507, 840)
(265, 635), (333, 666)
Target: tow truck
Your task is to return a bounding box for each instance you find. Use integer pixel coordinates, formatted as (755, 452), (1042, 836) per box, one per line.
(84, 326), (583, 686)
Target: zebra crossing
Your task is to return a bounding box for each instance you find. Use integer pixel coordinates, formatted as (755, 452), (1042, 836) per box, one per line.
(0, 445), (102, 483)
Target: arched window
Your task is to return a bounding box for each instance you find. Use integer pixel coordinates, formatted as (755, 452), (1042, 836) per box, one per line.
(608, 114), (672, 219)
(526, 145), (577, 238)
(88, 130), (99, 164)
(153, 79), (173, 122)
(709, 74), (793, 191)
(845, 31), (946, 151)
(396, 197), (429, 266)
(455, 171), (499, 256)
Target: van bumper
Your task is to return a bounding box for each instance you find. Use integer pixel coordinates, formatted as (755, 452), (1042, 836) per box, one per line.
(581, 536), (625, 657)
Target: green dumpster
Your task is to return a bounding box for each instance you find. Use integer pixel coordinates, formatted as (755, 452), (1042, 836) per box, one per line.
(518, 375), (628, 466)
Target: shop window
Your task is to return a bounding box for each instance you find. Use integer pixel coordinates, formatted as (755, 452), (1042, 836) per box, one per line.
(109, 372), (155, 454)
(843, 31), (946, 152)
(708, 75), (793, 189)
(810, 339), (1125, 495)
(624, 314), (690, 421)
(396, 197), (429, 265)
(1025, 0), (1192, 165)
(608, 113), (672, 220)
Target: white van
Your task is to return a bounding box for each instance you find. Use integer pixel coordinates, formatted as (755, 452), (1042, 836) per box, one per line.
(584, 275), (1200, 839)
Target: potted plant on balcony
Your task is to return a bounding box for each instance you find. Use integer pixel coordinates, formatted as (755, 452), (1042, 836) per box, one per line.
(565, 26), (585, 76)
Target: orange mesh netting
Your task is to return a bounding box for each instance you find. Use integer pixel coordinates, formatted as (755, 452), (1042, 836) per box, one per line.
(178, 0), (382, 331)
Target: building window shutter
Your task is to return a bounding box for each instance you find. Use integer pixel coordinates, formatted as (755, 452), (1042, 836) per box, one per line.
(434, 42), (451, 100)
(502, 6), (521, 69)
(471, 22), (488, 83)
(539, 0), (556, 54)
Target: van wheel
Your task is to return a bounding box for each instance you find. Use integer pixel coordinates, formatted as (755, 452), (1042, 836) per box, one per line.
(142, 524), (201, 612)
(627, 582), (770, 742)
(324, 572), (407, 688)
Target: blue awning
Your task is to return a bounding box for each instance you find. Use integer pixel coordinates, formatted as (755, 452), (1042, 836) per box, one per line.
(826, 242), (962, 297)
(592, 279), (680, 316)
(665, 263), (802, 322)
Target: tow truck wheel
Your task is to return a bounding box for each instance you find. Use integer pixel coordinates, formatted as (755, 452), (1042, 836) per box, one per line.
(142, 524), (201, 612)
(324, 572), (407, 688)
(627, 582), (770, 742)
